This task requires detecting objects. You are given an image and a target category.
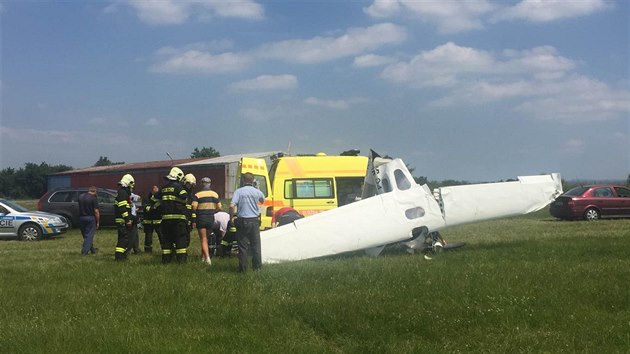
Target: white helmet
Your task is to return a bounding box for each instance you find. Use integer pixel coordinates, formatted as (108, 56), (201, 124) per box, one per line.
(119, 174), (135, 188)
(167, 167), (184, 181)
(184, 173), (196, 186)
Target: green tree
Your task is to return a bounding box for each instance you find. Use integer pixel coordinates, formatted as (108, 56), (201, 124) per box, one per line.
(626, 173), (630, 186)
(94, 156), (124, 166)
(0, 163), (72, 199)
(191, 147), (220, 158)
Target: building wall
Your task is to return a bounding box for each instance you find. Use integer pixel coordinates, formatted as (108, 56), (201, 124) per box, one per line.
(57, 165), (228, 200)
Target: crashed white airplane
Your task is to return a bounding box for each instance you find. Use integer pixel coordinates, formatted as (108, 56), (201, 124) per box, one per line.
(260, 151), (562, 264)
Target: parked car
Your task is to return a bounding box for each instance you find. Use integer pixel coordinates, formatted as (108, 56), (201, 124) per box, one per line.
(549, 185), (630, 221)
(0, 198), (69, 240)
(38, 188), (118, 228)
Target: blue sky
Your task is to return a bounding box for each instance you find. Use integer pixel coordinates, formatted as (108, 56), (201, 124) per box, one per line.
(1, 0), (628, 181)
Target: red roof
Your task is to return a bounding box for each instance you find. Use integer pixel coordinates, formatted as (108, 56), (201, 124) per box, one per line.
(52, 158), (207, 175)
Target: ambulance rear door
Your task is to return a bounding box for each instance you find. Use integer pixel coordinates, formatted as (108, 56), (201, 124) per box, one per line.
(238, 157), (273, 229)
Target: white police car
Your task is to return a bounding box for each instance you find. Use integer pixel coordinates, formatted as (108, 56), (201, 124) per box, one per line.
(0, 198), (69, 241)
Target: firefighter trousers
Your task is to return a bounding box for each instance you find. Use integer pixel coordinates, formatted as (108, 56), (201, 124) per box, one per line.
(160, 220), (188, 263)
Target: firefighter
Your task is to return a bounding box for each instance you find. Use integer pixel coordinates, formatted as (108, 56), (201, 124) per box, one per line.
(159, 167), (189, 263)
(142, 185), (163, 253)
(114, 174), (135, 261)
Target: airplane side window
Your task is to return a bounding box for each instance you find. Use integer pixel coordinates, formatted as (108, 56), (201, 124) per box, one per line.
(381, 178), (392, 193)
(394, 169), (411, 191)
(405, 207), (425, 219)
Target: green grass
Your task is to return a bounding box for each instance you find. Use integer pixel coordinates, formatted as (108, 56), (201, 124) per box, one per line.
(1, 209), (629, 353)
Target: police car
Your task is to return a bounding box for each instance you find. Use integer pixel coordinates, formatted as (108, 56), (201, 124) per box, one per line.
(0, 198), (69, 241)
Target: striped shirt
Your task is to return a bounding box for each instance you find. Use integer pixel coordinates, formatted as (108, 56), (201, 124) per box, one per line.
(192, 190), (221, 216)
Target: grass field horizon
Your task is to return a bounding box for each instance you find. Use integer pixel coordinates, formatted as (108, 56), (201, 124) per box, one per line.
(1, 208), (629, 353)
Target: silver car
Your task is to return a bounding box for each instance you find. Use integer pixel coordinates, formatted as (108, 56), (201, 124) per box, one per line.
(0, 199), (69, 241)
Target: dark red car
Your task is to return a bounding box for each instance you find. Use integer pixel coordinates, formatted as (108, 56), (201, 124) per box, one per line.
(550, 185), (630, 221)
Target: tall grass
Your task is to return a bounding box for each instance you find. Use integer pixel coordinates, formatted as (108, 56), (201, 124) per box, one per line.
(1, 209), (629, 353)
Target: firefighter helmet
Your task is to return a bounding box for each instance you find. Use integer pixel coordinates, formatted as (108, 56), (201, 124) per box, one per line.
(119, 174), (135, 188)
(184, 173), (196, 186)
(166, 167), (184, 181)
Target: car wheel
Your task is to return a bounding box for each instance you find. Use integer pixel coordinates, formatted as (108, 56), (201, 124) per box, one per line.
(18, 223), (42, 241)
(60, 215), (74, 229)
(584, 208), (600, 221)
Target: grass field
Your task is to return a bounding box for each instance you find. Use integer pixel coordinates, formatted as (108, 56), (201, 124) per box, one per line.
(1, 207), (629, 353)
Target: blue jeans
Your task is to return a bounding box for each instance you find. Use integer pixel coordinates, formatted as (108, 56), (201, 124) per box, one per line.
(80, 216), (96, 255)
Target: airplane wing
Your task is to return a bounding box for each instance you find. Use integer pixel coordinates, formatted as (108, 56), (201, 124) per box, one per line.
(261, 181), (444, 264)
(260, 153), (562, 264)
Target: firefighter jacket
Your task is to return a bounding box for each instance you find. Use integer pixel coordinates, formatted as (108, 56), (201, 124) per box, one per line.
(115, 186), (132, 225)
(160, 180), (189, 222)
(185, 186), (194, 225)
(143, 191), (162, 224)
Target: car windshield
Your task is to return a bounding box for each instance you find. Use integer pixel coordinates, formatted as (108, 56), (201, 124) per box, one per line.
(0, 199), (29, 212)
(563, 186), (589, 197)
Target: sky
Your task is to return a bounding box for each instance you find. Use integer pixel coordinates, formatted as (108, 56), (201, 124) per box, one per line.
(0, 0), (628, 182)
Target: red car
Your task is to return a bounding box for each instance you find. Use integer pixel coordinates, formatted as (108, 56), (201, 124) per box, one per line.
(550, 185), (630, 221)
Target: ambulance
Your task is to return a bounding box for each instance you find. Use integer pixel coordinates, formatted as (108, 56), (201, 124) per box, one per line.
(238, 151), (368, 229)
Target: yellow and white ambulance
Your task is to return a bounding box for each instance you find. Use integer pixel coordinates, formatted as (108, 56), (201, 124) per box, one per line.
(238, 152), (368, 229)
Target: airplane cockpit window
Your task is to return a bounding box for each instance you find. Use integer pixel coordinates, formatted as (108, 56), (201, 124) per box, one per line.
(381, 178), (392, 193)
(394, 169), (411, 191)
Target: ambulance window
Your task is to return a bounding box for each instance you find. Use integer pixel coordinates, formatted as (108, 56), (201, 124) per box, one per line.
(253, 175), (268, 197)
(240, 174), (268, 197)
(293, 179), (333, 199)
(284, 181), (294, 199)
(394, 169), (411, 191)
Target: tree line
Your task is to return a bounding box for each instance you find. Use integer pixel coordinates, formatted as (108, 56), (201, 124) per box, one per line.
(0, 147), (221, 199)
(1, 147), (627, 200)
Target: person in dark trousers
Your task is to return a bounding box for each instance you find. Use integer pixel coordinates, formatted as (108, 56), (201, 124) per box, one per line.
(78, 186), (100, 255)
(159, 167), (189, 263)
(230, 172), (265, 272)
(273, 207), (304, 227)
(142, 185), (162, 253)
(114, 174), (135, 261)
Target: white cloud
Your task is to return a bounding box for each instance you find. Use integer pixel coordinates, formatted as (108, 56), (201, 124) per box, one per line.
(150, 47), (252, 74)
(353, 54), (396, 68)
(257, 23), (406, 63)
(144, 117), (160, 126)
(365, 0), (495, 33)
(381, 42), (496, 87)
(493, 0), (608, 23)
(561, 139), (585, 154)
(365, 0), (609, 33)
(228, 75), (298, 92)
(149, 23), (406, 75)
(110, 0), (264, 25)
(383, 42), (629, 122)
(304, 97), (350, 110)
